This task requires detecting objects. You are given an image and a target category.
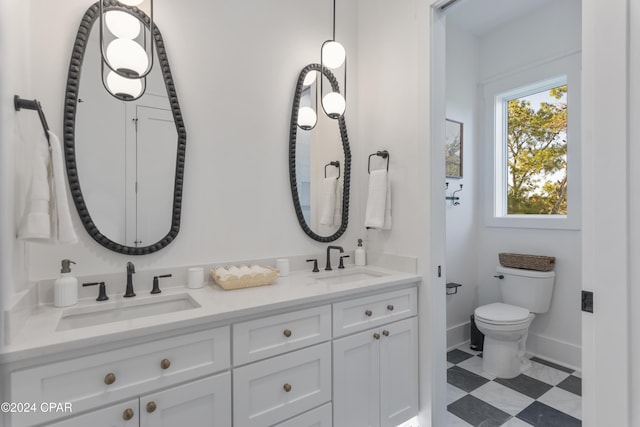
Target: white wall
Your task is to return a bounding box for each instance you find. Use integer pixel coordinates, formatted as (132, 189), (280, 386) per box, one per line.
(6, 0), (361, 294)
(444, 22), (479, 348)
(474, 0), (582, 368)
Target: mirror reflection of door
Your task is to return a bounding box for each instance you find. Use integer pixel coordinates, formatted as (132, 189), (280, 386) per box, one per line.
(127, 102), (175, 247)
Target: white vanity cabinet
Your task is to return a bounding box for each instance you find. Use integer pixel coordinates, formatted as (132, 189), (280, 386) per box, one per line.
(48, 373), (231, 427)
(232, 306), (333, 427)
(333, 288), (418, 427)
(9, 327), (230, 427)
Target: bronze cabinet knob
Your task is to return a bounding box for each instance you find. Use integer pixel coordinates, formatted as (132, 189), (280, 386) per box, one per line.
(283, 329), (292, 338)
(382, 330), (390, 337)
(387, 304), (394, 311)
(373, 333), (381, 340)
(161, 358), (171, 370)
(104, 373), (116, 385)
(283, 383), (292, 392)
(146, 401), (157, 413)
(365, 309), (373, 317)
(122, 408), (134, 421)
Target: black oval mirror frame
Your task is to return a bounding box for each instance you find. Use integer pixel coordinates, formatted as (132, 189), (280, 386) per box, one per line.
(289, 64), (351, 242)
(64, 1), (186, 255)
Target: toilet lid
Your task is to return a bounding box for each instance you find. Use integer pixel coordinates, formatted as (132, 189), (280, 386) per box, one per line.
(475, 303), (530, 323)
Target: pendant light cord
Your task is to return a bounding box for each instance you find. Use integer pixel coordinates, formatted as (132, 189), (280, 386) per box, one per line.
(332, 0), (336, 40)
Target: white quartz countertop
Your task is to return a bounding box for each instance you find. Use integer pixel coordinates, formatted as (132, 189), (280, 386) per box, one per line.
(0, 265), (420, 364)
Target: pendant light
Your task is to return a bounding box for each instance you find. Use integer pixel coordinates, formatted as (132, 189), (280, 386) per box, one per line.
(99, 0), (154, 101)
(320, 0), (346, 119)
(297, 71), (319, 130)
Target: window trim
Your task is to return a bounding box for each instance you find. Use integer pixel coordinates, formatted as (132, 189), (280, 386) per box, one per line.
(483, 54), (581, 230)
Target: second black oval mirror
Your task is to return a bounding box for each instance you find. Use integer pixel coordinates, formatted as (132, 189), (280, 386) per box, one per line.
(289, 64), (351, 242)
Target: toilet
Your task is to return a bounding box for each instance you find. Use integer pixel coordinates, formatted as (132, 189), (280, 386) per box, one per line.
(473, 266), (555, 379)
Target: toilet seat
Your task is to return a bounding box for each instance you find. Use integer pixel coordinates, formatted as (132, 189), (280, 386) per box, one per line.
(475, 303), (530, 325)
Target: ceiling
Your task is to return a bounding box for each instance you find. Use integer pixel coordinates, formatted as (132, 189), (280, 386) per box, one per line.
(446, 0), (556, 37)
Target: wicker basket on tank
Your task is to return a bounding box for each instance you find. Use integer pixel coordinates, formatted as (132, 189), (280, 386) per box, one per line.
(498, 253), (555, 272)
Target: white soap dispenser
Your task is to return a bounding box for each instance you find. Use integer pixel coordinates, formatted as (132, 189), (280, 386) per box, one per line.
(355, 239), (366, 266)
(54, 259), (78, 307)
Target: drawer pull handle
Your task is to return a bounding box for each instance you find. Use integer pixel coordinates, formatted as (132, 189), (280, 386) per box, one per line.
(104, 373), (116, 385)
(373, 332), (381, 340)
(283, 329), (292, 338)
(146, 401), (157, 413)
(382, 330), (390, 337)
(387, 304), (394, 311)
(161, 358), (171, 370)
(283, 383), (292, 392)
(365, 309), (373, 317)
(122, 408), (134, 421)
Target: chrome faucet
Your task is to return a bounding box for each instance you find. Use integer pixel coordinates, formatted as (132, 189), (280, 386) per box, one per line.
(124, 261), (136, 297)
(325, 245), (344, 271)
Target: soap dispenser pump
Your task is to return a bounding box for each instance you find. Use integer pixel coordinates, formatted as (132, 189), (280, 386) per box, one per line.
(54, 259), (78, 307)
(355, 239), (366, 266)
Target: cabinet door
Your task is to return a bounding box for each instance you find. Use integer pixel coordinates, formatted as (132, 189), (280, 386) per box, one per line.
(379, 317), (419, 427)
(48, 399), (139, 427)
(140, 372), (231, 427)
(333, 328), (380, 427)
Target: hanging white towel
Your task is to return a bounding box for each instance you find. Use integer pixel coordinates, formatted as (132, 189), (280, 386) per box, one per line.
(18, 131), (77, 244)
(382, 177), (392, 230)
(49, 131), (78, 244)
(18, 133), (51, 240)
(364, 169), (388, 228)
(319, 177), (338, 226)
(333, 177), (343, 226)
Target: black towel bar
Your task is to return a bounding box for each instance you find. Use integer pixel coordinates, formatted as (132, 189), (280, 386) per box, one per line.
(14, 95), (50, 146)
(324, 160), (340, 179)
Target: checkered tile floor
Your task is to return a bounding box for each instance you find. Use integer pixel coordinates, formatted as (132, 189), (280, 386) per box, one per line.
(447, 346), (581, 426)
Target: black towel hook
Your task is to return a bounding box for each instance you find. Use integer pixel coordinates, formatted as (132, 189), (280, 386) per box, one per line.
(368, 150), (390, 174)
(324, 160), (340, 179)
(14, 95), (51, 146)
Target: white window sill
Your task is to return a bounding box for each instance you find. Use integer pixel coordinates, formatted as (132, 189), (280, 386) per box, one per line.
(485, 214), (581, 231)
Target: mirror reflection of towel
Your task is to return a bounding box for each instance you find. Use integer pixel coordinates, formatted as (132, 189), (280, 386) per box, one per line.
(320, 177), (338, 226)
(365, 169), (392, 229)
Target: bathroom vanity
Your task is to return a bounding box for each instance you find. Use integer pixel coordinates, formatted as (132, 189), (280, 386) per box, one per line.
(0, 266), (419, 427)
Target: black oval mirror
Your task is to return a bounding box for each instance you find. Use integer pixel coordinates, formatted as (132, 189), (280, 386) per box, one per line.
(64, 1), (186, 255)
(289, 64), (351, 242)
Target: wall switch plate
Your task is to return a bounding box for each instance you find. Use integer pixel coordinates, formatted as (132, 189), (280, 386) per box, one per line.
(581, 290), (594, 313)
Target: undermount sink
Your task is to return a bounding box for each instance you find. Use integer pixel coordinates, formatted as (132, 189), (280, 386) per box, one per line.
(56, 294), (200, 331)
(312, 268), (388, 285)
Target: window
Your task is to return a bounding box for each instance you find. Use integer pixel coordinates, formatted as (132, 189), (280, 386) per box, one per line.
(503, 82), (567, 215)
(484, 55), (580, 229)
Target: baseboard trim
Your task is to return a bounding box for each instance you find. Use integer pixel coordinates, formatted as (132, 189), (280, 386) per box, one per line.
(447, 321), (470, 350)
(526, 333), (581, 371)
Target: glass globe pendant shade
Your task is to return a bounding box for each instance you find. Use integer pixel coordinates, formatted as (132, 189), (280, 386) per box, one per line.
(298, 107), (317, 130)
(118, 0), (145, 6)
(105, 10), (141, 39)
(322, 92), (345, 119)
(303, 71), (317, 86)
(106, 39), (149, 77)
(106, 71), (144, 100)
(322, 41), (346, 69)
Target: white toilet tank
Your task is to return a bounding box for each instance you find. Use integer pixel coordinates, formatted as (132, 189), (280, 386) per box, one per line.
(497, 266), (555, 313)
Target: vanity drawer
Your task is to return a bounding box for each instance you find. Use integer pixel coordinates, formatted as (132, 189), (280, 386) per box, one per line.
(10, 327), (230, 427)
(233, 305), (331, 365)
(333, 287), (417, 337)
(233, 342), (331, 427)
(274, 403), (332, 427)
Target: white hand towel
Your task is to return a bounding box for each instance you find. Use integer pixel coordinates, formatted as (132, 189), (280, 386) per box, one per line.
(382, 177), (392, 230)
(18, 133), (51, 240)
(319, 177), (338, 226)
(49, 131), (78, 244)
(364, 169), (388, 228)
(333, 177), (343, 226)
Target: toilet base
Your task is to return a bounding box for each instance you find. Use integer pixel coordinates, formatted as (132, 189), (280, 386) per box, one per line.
(482, 336), (528, 379)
